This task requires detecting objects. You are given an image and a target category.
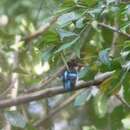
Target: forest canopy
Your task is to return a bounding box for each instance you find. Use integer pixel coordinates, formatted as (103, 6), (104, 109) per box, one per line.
(0, 0), (130, 130)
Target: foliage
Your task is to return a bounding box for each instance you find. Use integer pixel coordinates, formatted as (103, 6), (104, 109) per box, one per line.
(0, 0), (130, 130)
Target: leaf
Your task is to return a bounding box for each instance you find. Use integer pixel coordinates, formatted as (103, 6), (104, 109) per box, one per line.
(57, 11), (79, 27)
(122, 61), (130, 70)
(58, 29), (77, 40)
(110, 59), (121, 70)
(79, 65), (96, 80)
(74, 89), (92, 107)
(4, 111), (27, 128)
(100, 58), (121, 72)
(42, 31), (60, 44)
(42, 47), (54, 61)
(76, 17), (85, 28)
(79, 66), (90, 78)
(91, 31), (104, 49)
(100, 77), (113, 93)
(120, 22), (130, 34)
(25, 124), (37, 130)
(89, 7), (103, 18)
(72, 40), (81, 58)
(111, 106), (125, 129)
(121, 45), (130, 61)
(103, 70), (123, 95)
(80, 0), (98, 7)
(110, 6), (120, 16)
(94, 92), (108, 118)
(99, 49), (111, 66)
(123, 72), (130, 104)
(73, 26), (94, 58)
(55, 36), (79, 53)
(60, 0), (76, 8)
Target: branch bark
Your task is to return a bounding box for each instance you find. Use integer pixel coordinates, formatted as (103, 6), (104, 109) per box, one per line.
(98, 23), (130, 39)
(0, 72), (113, 109)
(22, 16), (59, 42)
(115, 94), (130, 109)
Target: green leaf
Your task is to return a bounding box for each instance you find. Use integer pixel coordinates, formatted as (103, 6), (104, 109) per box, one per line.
(100, 77), (113, 93)
(120, 22), (130, 34)
(89, 7), (103, 18)
(111, 106), (125, 129)
(74, 89), (92, 107)
(94, 92), (108, 118)
(4, 111), (27, 128)
(60, 0), (76, 8)
(42, 47), (54, 61)
(110, 6), (120, 16)
(72, 40), (81, 58)
(110, 58), (121, 70)
(76, 17), (85, 28)
(79, 65), (96, 80)
(57, 11), (79, 27)
(55, 36), (79, 53)
(121, 45), (130, 61)
(100, 58), (121, 72)
(42, 31), (60, 44)
(80, 0), (98, 7)
(79, 66), (90, 78)
(58, 29), (77, 40)
(25, 124), (37, 130)
(90, 31), (104, 49)
(105, 70), (123, 95)
(123, 72), (130, 104)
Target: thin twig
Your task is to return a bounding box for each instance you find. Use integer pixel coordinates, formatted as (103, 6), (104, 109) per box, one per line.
(109, 12), (119, 57)
(115, 94), (130, 109)
(98, 23), (130, 39)
(60, 52), (70, 71)
(22, 15), (59, 42)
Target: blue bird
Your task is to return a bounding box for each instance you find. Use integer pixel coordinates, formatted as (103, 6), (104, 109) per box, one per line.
(60, 58), (83, 91)
(62, 70), (77, 91)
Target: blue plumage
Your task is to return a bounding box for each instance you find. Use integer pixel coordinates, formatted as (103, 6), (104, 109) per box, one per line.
(62, 70), (77, 91)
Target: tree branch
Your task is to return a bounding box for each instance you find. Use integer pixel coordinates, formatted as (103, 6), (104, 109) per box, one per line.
(0, 72), (113, 109)
(98, 23), (130, 39)
(24, 65), (65, 93)
(115, 94), (130, 109)
(22, 15), (59, 42)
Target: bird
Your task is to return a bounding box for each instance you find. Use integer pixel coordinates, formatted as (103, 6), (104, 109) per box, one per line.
(62, 70), (77, 91)
(61, 58), (83, 91)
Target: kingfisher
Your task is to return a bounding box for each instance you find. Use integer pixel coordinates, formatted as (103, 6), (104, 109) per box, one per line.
(62, 70), (77, 91)
(61, 58), (83, 91)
